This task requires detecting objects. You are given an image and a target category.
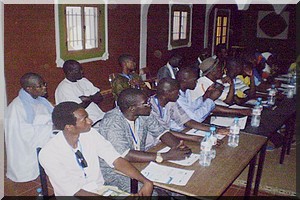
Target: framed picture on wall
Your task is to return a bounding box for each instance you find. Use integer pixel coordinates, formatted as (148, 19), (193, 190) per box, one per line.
(257, 11), (289, 39)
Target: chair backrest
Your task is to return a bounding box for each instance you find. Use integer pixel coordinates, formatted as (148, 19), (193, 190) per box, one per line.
(36, 147), (49, 196)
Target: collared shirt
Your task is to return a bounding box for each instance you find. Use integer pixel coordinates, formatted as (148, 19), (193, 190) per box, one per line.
(177, 89), (215, 123)
(39, 129), (121, 196)
(97, 107), (167, 192)
(55, 78), (105, 123)
(149, 96), (190, 132)
(157, 62), (179, 80)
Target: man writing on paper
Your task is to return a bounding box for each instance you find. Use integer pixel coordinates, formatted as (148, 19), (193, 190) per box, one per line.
(98, 88), (192, 193)
(146, 77), (229, 149)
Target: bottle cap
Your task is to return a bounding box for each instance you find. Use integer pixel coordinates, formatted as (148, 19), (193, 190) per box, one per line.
(257, 97), (262, 101)
(36, 188), (42, 193)
(234, 117), (239, 121)
(210, 126), (216, 131)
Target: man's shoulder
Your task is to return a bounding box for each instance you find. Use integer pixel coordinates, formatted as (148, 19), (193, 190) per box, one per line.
(101, 108), (124, 123)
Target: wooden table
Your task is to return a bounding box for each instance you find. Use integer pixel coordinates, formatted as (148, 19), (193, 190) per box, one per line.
(130, 132), (267, 198)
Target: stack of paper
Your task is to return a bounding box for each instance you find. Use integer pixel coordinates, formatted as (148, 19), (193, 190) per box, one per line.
(141, 162), (194, 186)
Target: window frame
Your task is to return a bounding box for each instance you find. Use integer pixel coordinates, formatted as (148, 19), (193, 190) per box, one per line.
(55, 4), (108, 67)
(212, 8), (231, 54)
(168, 4), (193, 50)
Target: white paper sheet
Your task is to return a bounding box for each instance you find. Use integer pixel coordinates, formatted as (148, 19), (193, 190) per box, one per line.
(214, 99), (229, 107)
(158, 147), (199, 166)
(141, 161), (194, 186)
(210, 116), (248, 129)
(185, 128), (226, 140)
(229, 104), (249, 109)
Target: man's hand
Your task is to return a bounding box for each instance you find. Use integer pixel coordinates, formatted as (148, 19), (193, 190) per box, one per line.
(136, 180), (153, 196)
(79, 95), (91, 102)
(243, 66), (253, 77)
(221, 76), (233, 85)
(204, 85), (222, 101)
(164, 140), (192, 160)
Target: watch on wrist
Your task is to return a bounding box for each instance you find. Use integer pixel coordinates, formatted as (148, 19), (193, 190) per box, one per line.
(155, 152), (163, 163)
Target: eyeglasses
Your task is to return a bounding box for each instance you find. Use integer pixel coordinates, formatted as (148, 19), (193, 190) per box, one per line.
(31, 82), (47, 88)
(75, 150), (88, 168)
(136, 98), (151, 107)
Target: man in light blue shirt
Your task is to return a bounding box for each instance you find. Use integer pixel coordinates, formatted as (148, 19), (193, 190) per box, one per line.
(176, 67), (252, 123)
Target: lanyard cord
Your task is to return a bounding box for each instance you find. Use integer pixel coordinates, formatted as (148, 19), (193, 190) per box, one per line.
(154, 96), (164, 119)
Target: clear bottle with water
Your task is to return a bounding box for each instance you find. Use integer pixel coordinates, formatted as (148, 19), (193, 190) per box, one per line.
(209, 126), (217, 159)
(199, 132), (212, 166)
(251, 102), (261, 127)
(267, 84), (277, 105)
(228, 117), (240, 147)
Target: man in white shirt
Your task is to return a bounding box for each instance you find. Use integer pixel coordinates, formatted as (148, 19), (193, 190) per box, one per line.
(5, 72), (54, 182)
(55, 60), (105, 126)
(39, 102), (153, 196)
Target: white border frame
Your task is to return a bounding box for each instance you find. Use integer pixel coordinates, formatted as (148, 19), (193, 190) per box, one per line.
(168, 3), (193, 50)
(54, 4), (109, 67)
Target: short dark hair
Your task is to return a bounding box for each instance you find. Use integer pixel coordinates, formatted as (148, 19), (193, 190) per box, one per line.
(118, 54), (134, 66)
(176, 66), (197, 82)
(117, 88), (145, 112)
(156, 78), (180, 95)
(62, 60), (80, 75)
(52, 102), (83, 130)
(20, 72), (42, 89)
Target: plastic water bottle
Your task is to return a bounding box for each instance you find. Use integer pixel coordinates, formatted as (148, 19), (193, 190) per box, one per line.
(251, 102), (261, 127)
(36, 187), (43, 196)
(209, 126), (217, 159)
(228, 117), (240, 147)
(199, 132), (212, 166)
(257, 97), (263, 111)
(267, 84), (276, 105)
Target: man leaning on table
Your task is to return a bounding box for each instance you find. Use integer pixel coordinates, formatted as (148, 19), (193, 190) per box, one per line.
(176, 67), (252, 124)
(39, 101), (153, 196)
(97, 88), (192, 193)
(146, 77), (229, 149)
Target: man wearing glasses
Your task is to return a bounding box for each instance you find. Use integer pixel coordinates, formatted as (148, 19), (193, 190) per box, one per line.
(39, 102), (153, 196)
(98, 88), (191, 193)
(5, 72), (54, 182)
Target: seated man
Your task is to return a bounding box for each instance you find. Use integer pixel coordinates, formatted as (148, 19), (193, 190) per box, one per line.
(5, 72), (54, 182)
(157, 54), (183, 80)
(112, 54), (153, 100)
(39, 102), (153, 196)
(55, 60), (105, 125)
(147, 77), (229, 148)
(192, 57), (235, 105)
(176, 67), (252, 124)
(190, 48), (211, 77)
(98, 88), (191, 192)
(225, 58), (256, 105)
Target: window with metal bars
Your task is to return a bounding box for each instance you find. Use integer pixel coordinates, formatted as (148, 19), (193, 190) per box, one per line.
(168, 4), (192, 50)
(55, 4), (108, 67)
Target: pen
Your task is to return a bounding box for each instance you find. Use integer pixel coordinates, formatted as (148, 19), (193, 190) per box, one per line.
(272, 106), (277, 110)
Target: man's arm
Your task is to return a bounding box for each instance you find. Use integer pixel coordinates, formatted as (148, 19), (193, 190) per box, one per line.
(213, 105), (252, 116)
(113, 157), (153, 196)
